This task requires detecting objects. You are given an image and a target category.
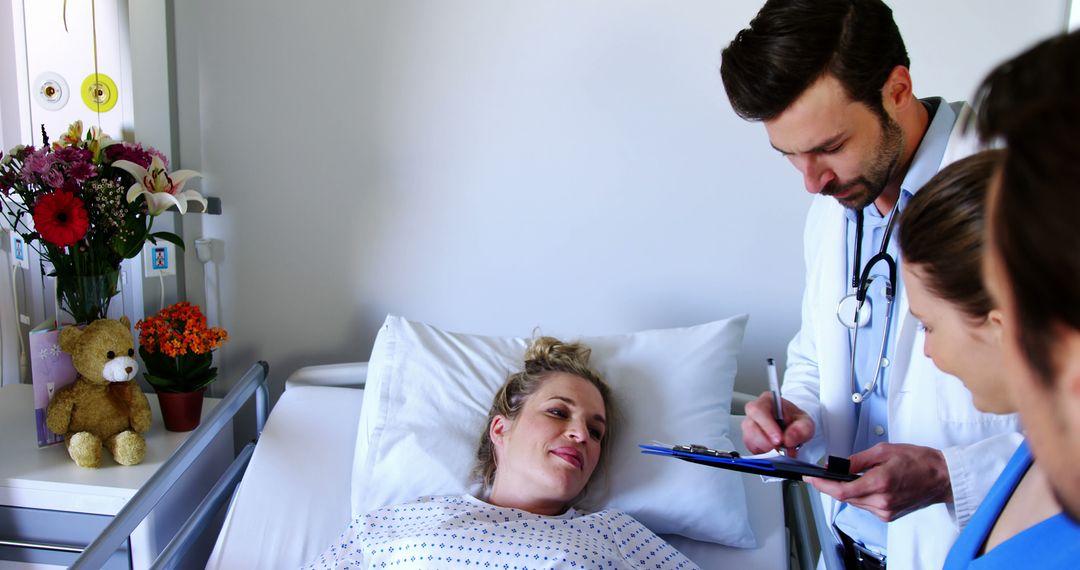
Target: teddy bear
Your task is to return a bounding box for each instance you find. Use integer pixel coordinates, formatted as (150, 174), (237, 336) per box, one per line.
(46, 316), (153, 468)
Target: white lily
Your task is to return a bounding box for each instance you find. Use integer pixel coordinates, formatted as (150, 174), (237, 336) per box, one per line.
(113, 156), (205, 215)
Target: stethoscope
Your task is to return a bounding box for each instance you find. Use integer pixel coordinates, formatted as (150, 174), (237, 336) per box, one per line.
(835, 207), (899, 404)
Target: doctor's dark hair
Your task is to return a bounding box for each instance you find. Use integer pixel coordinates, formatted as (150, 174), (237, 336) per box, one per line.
(720, 0), (909, 122)
(473, 336), (615, 494)
(898, 150), (1004, 320)
(972, 30), (1080, 385)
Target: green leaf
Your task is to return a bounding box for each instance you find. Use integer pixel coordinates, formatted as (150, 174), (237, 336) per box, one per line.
(150, 231), (186, 250)
(115, 224), (149, 259)
(139, 346), (218, 392)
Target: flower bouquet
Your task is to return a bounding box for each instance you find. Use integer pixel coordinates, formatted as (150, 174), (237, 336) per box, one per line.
(136, 302), (228, 431)
(0, 121), (205, 323)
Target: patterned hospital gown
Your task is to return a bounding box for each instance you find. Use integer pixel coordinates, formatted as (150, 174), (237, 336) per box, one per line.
(304, 495), (700, 569)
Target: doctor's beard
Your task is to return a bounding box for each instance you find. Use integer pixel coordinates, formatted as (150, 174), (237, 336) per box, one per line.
(822, 115), (905, 211)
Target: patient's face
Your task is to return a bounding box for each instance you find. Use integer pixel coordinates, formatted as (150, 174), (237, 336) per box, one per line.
(902, 261), (1012, 414)
(489, 372), (607, 515)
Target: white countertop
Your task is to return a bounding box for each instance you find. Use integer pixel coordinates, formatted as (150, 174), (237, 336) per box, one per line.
(0, 383), (222, 515)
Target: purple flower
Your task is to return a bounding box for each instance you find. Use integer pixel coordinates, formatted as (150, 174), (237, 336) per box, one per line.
(0, 172), (15, 195)
(105, 143), (157, 169)
(147, 147), (169, 170)
(60, 177), (82, 194)
(53, 146), (91, 163)
(42, 168), (64, 188)
(66, 161), (97, 183)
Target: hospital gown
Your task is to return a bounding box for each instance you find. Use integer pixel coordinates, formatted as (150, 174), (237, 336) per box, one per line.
(304, 495), (700, 569)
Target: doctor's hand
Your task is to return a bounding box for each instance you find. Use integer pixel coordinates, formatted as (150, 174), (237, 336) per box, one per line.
(742, 392), (814, 456)
(805, 443), (953, 522)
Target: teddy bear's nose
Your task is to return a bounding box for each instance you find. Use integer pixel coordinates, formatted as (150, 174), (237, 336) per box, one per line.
(125, 367), (133, 374)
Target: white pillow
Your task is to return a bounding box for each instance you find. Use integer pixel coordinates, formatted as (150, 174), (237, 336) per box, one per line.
(352, 314), (755, 548)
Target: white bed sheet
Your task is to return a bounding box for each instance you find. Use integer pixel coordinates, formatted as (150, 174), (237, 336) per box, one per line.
(206, 386), (787, 569)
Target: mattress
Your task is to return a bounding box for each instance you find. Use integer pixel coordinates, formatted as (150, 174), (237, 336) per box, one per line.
(205, 387), (359, 569)
(206, 386), (787, 569)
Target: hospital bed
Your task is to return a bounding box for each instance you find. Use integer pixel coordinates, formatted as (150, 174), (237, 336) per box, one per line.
(72, 317), (823, 569)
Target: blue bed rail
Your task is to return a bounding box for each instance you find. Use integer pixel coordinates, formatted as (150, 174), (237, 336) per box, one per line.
(71, 361), (270, 570)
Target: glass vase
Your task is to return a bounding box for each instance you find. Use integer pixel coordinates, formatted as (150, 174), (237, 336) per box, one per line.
(56, 269), (120, 324)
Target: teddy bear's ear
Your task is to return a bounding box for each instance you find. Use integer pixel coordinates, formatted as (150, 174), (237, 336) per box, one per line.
(58, 325), (84, 354)
(120, 315), (131, 329)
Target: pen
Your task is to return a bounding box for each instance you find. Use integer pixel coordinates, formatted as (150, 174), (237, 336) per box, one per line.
(766, 358), (789, 456)
(767, 358), (784, 430)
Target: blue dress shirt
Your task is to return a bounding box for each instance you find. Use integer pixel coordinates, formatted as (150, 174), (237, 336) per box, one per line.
(833, 98), (957, 555)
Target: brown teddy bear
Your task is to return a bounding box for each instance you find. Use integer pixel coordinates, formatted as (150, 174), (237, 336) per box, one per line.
(46, 317), (153, 468)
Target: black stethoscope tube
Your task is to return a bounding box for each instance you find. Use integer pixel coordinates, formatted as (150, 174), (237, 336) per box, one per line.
(845, 205), (900, 404)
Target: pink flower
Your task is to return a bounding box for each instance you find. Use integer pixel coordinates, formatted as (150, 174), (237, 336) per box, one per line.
(22, 147), (54, 176)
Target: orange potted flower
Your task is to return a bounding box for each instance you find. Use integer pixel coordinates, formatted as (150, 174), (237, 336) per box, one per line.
(136, 302), (228, 431)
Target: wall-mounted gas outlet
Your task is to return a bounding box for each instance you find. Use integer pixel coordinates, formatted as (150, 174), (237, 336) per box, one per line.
(81, 72), (119, 113)
(34, 71), (70, 111)
(143, 242), (177, 277)
(8, 231), (29, 270)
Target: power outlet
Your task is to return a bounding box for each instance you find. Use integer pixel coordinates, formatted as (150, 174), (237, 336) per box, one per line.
(143, 242), (177, 277)
(8, 231), (29, 270)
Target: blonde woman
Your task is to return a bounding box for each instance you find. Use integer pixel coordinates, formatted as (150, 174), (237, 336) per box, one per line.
(305, 336), (698, 569)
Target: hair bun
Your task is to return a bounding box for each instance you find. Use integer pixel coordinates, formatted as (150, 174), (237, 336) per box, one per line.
(523, 336), (592, 369)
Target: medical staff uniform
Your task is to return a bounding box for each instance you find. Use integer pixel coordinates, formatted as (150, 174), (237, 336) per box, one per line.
(782, 98), (1022, 569)
(943, 440), (1080, 569)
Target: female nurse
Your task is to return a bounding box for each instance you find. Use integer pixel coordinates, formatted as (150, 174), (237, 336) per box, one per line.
(897, 149), (1080, 568)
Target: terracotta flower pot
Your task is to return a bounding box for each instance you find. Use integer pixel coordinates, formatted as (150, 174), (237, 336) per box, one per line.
(155, 387), (206, 432)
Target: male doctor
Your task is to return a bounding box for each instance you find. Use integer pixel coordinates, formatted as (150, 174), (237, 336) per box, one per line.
(720, 1), (1021, 568)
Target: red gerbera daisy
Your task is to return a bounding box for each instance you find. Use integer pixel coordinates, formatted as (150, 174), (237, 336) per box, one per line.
(32, 191), (90, 247)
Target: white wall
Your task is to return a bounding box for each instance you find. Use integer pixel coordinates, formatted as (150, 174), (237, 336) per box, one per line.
(168, 1), (1066, 397)
(0, 0), (20, 386)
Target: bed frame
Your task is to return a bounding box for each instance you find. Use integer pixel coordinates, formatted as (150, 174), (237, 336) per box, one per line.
(69, 360), (833, 569)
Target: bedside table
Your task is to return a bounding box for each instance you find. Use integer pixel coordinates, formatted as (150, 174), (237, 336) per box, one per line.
(0, 384), (233, 569)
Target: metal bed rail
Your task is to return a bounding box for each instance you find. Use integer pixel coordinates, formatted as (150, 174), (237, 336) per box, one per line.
(72, 361), (270, 570)
(807, 483), (846, 570)
(784, 480), (818, 570)
(150, 441), (256, 570)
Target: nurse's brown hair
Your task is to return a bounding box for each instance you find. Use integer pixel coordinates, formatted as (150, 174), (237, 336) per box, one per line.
(973, 30), (1080, 384)
(898, 150), (1004, 320)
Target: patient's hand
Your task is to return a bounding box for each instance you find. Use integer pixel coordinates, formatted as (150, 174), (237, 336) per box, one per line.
(805, 443), (954, 522)
(742, 392), (814, 456)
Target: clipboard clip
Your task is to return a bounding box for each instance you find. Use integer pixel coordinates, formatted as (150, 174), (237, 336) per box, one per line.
(672, 444), (741, 459)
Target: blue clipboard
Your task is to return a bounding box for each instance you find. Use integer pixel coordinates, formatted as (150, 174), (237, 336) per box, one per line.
(639, 444), (859, 482)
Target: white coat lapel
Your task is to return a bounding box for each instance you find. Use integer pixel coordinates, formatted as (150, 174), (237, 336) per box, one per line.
(814, 197), (856, 457)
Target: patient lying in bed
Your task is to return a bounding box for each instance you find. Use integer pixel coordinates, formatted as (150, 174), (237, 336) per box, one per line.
(304, 336), (699, 569)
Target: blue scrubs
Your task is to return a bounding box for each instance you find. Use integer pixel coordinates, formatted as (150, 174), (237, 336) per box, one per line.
(943, 440), (1080, 569)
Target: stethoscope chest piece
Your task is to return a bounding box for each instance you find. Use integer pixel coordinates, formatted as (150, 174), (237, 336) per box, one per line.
(837, 293), (872, 329)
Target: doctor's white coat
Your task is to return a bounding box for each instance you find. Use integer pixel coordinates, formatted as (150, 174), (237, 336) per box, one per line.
(782, 102), (1022, 570)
